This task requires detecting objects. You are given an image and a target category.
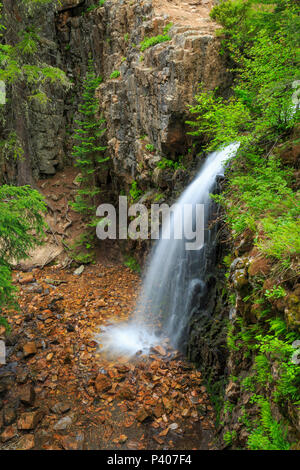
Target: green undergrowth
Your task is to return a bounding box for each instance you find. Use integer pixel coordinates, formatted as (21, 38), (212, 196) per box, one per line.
(156, 156), (185, 171)
(140, 34), (171, 52)
(69, 60), (109, 254)
(123, 255), (141, 273)
(228, 317), (299, 405)
(187, 0), (300, 450)
(62, 233), (96, 265)
(187, 0), (299, 268)
(0, 186), (46, 329)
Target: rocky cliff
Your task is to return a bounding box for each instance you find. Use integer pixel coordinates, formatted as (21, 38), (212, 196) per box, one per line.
(2, 0), (232, 192)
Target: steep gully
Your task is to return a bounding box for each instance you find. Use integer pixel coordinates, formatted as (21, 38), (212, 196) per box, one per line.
(0, 0), (233, 450)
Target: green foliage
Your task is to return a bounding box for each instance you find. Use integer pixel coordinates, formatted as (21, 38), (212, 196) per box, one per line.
(153, 193), (165, 202)
(213, 153), (300, 260)
(0, 315), (11, 333)
(140, 34), (171, 52)
(129, 181), (142, 201)
(163, 23), (173, 34)
(210, 0), (299, 53)
(223, 430), (237, 446)
(265, 285), (286, 300)
(123, 255), (141, 273)
(70, 61), (109, 253)
(145, 143), (155, 152)
(247, 397), (290, 450)
(0, 3), (71, 93)
(0, 131), (24, 166)
(0, 264), (16, 312)
(0, 185), (46, 323)
(85, 2), (105, 12)
(188, 1), (299, 264)
(187, 89), (251, 150)
(201, 0), (300, 148)
(191, 0), (300, 449)
(16, 28), (39, 55)
(156, 156), (184, 171)
(229, 314), (300, 402)
(226, 312), (299, 448)
(63, 234), (96, 264)
(70, 61), (108, 218)
(109, 70), (120, 79)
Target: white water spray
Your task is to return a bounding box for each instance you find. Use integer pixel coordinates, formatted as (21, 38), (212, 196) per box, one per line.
(95, 143), (240, 357)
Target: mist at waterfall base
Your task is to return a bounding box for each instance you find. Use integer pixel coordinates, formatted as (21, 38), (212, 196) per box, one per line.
(95, 143), (240, 358)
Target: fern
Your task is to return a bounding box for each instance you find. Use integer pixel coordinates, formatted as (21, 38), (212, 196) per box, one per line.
(248, 398), (290, 450)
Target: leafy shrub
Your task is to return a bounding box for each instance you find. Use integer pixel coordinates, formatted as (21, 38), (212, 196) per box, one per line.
(265, 286), (286, 300)
(140, 34), (171, 52)
(70, 61), (109, 249)
(123, 255), (141, 273)
(109, 70), (120, 79)
(156, 156), (184, 171)
(129, 181), (142, 201)
(188, 0), (300, 258)
(163, 23), (173, 34)
(247, 397), (290, 450)
(145, 143), (155, 152)
(0, 185), (46, 326)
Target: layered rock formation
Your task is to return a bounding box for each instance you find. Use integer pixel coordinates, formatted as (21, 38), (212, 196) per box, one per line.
(57, 0), (231, 193)
(2, 0), (231, 191)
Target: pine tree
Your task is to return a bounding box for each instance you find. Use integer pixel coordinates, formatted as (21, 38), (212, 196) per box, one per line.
(71, 62), (109, 220)
(0, 185), (46, 328)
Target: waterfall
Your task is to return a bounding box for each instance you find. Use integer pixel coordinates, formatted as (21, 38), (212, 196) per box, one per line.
(95, 143), (240, 357)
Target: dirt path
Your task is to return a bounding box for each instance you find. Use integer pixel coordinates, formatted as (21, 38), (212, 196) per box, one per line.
(0, 261), (216, 450)
(153, 0), (215, 29)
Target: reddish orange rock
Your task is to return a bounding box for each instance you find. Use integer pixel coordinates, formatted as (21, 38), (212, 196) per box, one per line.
(17, 410), (43, 430)
(151, 345), (167, 356)
(95, 373), (112, 394)
(61, 432), (84, 450)
(19, 273), (35, 284)
(117, 385), (135, 401)
(153, 403), (164, 418)
(16, 434), (35, 450)
(18, 384), (35, 406)
(1, 425), (17, 443)
(162, 397), (173, 413)
(136, 407), (150, 422)
(23, 342), (37, 357)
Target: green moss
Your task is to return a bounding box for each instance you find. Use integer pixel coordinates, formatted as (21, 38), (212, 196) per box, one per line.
(109, 70), (120, 79)
(123, 255), (141, 273)
(140, 34), (171, 52)
(145, 143), (155, 152)
(247, 397), (290, 450)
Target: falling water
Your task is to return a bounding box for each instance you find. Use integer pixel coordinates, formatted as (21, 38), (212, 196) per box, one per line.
(95, 143), (240, 357)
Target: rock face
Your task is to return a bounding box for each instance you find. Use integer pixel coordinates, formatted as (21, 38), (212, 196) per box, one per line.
(2, 0), (231, 191)
(92, 0), (231, 188)
(2, 0), (69, 183)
